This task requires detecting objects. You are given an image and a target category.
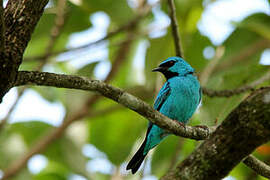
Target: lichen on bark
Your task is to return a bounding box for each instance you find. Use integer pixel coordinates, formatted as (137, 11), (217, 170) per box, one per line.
(0, 0), (49, 102)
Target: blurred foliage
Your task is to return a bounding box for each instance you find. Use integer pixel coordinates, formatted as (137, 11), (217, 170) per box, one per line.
(1, 0), (270, 179)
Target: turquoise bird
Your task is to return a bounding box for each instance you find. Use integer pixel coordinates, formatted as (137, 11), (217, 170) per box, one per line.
(126, 56), (202, 174)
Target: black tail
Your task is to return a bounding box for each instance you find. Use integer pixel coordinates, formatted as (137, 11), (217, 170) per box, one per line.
(126, 139), (147, 174)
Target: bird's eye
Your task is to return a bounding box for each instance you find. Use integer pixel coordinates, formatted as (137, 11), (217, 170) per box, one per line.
(160, 60), (175, 68)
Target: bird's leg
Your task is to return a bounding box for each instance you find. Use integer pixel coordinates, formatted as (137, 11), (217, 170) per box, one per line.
(194, 125), (208, 130)
(173, 120), (186, 129)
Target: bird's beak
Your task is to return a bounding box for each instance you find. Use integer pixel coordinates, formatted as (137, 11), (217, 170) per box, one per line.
(152, 66), (167, 72)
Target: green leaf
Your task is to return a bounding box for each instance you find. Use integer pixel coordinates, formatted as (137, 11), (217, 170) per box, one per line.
(12, 169), (33, 180)
(185, 6), (203, 33)
(59, 89), (89, 115)
(31, 86), (63, 102)
(145, 33), (175, 87)
(76, 61), (99, 77)
(81, 0), (134, 24)
(34, 160), (70, 180)
(24, 2), (92, 57)
(151, 136), (179, 176)
(8, 121), (53, 146)
(64, 3), (92, 33)
(7, 121), (88, 176)
(110, 39), (142, 87)
(217, 14), (269, 67)
(183, 31), (213, 71)
(88, 107), (146, 165)
(237, 13), (270, 40)
(161, 0), (204, 34)
(151, 136), (197, 177)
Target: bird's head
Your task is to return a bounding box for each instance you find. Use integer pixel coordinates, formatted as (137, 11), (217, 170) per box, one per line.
(152, 56), (194, 80)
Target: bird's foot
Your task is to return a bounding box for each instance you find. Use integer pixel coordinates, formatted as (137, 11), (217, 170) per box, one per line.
(173, 120), (186, 129)
(194, 125), (208, 130)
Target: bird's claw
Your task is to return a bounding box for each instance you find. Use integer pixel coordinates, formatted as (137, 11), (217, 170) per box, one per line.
(195, 125), (208, 130)
(174, 120), (186, 129)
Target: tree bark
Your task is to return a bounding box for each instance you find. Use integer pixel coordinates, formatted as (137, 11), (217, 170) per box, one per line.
(162, 87), (270, 180)
(0, 0), (49, 102)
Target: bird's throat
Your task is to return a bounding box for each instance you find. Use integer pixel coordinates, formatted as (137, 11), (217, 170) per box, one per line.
(163, 71), (179, 80)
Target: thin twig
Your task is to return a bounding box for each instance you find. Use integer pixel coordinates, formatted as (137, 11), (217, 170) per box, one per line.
(213, 39), (270, 73)
(84, 35), (134, 108)
(203, 70), (270, 97)
(36, 0), (67, 69)
(24, 3), (153, 61)
(199, 46), (225, 86)
(243, 155), (270, 178)
(168, 0), (183, 57)
(0, 87), (26, 132)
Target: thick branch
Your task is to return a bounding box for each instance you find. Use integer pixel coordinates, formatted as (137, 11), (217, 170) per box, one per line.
(0, 0), (67, 132)
(162, 87), (270, 180)
(0, 0), (4, 52)
(0, 0), (49, 101)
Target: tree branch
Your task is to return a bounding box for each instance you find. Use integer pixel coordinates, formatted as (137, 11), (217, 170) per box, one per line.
(168, 0), (183, 57)
(199, 46), (225, 86)
(13, 71), (270, 179)
(203, 70), (270, 97)
(0, 0), (49, 102)
(36, 0), (67, 69)
(1, 31), (135, 179)
(0, 0), (68, 131)
(0, 88), (26, 132)
(15, 71), (214, 140)
(162, 87), (270, 179)
(0, 0), (5, 52)
(213, 39), (270, 73)
(243, 155), (270, 178)
(24, 3), (154, 61)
